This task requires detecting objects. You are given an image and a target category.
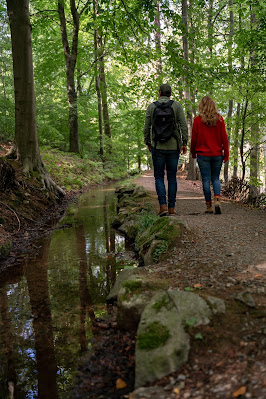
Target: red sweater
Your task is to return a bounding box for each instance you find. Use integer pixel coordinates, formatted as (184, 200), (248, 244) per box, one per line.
(190, 115), (229, 162)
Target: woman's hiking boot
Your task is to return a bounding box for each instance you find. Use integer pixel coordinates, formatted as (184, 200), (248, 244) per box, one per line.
(214, 196), (222, 214)
(159, 204), (168, 217)
(168, 207), (177, 216)
(205, 201), (213, 214)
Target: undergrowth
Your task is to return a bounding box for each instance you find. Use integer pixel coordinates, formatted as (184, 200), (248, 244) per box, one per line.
(41, 146), (130, 191)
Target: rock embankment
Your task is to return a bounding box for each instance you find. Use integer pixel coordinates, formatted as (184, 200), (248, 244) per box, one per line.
(110, 184), (226, 389)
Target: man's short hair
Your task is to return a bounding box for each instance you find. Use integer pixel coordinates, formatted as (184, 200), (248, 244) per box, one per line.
(159, 83), (171, 97)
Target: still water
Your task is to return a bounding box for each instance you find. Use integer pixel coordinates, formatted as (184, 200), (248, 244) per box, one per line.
(0, 185), (137, 398)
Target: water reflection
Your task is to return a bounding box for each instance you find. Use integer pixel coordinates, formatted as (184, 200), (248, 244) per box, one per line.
(0, 186), (137, 398)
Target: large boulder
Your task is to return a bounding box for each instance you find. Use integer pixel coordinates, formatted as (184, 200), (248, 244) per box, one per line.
(135, 291), (189, 388)
(135, 290), (213, 388)
(116, 274), (168, 330)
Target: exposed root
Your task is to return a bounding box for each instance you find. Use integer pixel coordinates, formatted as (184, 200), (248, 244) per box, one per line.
(0, 201), (21, 233)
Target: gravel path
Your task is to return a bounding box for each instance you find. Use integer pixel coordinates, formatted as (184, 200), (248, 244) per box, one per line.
(131, 170), (266, 399)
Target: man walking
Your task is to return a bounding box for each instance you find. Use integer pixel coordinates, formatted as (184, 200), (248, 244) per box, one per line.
(143, 83), (188, 216)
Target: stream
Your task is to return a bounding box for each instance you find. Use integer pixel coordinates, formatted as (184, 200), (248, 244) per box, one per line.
(0, 184), (137, 398)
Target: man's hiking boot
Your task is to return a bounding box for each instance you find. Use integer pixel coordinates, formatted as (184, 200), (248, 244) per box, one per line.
(205, 201), (213, 214)
(159, 204), (168, 217)
(214, 196), (222, 214)
(168, 207), (177, 216)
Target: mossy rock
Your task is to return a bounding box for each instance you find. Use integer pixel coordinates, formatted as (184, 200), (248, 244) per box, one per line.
(142, 239), (168, 265)
(137, 321), (170, 350)
(115, 185), (136, 200)
(136, 217), (181, 258)
(116, 274), (169, 330)
(132, 186), (148, 199)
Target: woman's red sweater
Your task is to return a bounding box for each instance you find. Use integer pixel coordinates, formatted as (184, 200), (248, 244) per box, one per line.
(190, 115), (229, 162)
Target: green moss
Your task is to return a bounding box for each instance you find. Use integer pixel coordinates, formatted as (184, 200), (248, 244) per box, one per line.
(152, 295), (172, 312)
(137, 321), (170, 350)
(123, 279), (143, 291)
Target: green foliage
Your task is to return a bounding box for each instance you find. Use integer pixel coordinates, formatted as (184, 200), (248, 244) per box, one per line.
(40, 146), (128, 190)
(152, 241), (168, 263)
(1, 0), (265, 191)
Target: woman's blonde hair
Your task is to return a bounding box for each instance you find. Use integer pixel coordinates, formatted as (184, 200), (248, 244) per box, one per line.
(198, 96), (221, 126)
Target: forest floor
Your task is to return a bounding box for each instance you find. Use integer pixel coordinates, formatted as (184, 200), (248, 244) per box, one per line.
(1, 145), (266, 398)
(73, 171), (266, 399)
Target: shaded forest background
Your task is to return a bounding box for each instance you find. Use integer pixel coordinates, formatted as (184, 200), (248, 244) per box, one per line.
(0, 0), (265, 199)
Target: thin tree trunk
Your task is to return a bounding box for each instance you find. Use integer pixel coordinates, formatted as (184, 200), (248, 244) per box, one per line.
(233, 4), (245, 179)
(155, 1), (162, 75)
(224, 0), (234, 185)
(233, 102), (241, 178)
(182, 0), (195, 180)
(58, 0), (80, 153)
(240, 98), (249, 181)
(207, 0), (214, 94)
(76, 223), (96, 352)
(93, 0), (111, 156)
(94, 19), (104, 161)
(249, 9), (259, 201)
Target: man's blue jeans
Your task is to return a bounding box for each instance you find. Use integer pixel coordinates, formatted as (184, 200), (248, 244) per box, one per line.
(152, 148), (180, 208)
(197, 155), (223, 202)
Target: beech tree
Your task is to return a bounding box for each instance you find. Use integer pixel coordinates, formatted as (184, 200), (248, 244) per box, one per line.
(6, 0), (64, 197)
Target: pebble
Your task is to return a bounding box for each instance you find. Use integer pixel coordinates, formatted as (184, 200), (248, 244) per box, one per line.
(177, 374), (186, 381)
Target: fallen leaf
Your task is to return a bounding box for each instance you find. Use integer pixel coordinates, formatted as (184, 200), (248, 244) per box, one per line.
(216, 360), (224, 367)
(193, 283), (202, 288)
(232, 386), (246, 397)
(173, 387), (180, 394)
(116, 378), (127, 390)
(254, 273), (263, 278)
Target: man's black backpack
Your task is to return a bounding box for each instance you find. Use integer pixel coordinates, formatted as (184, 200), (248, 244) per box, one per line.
(152, 100), (176, 144)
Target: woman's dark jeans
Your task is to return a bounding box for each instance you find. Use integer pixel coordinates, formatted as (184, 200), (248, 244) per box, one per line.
(152, 148), (180, 208)
(197, 154), (223, 202)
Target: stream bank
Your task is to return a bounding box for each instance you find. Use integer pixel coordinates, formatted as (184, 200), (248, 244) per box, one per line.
(70, 172), (266, 399)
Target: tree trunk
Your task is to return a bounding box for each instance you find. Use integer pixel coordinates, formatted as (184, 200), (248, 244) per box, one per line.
(233, 102), (241, 178)
(182, 0), (195, 180)
(224, 0), (234, 185)
(6, 0), (64, 198)
(93, 0), (111, 156)
(58, 0), (80, 153)
(207, 0), (214, 94)
(25, 237), (58, 399)
(94, 17), (105, 161)
(154, 1), (162, 75)
(248, 10), (259, 201)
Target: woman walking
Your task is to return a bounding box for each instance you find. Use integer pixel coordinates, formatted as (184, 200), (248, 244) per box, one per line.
(190, 96), (229, 214)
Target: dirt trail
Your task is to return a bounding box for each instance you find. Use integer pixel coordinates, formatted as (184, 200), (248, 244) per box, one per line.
(134, 170), (266, 302)
(130, 170), (266, 399)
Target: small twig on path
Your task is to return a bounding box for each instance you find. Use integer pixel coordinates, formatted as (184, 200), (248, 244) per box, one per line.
(0, 201), (21, 233)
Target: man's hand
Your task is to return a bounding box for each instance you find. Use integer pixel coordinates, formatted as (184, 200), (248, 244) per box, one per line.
(180, 146), (187, 155)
